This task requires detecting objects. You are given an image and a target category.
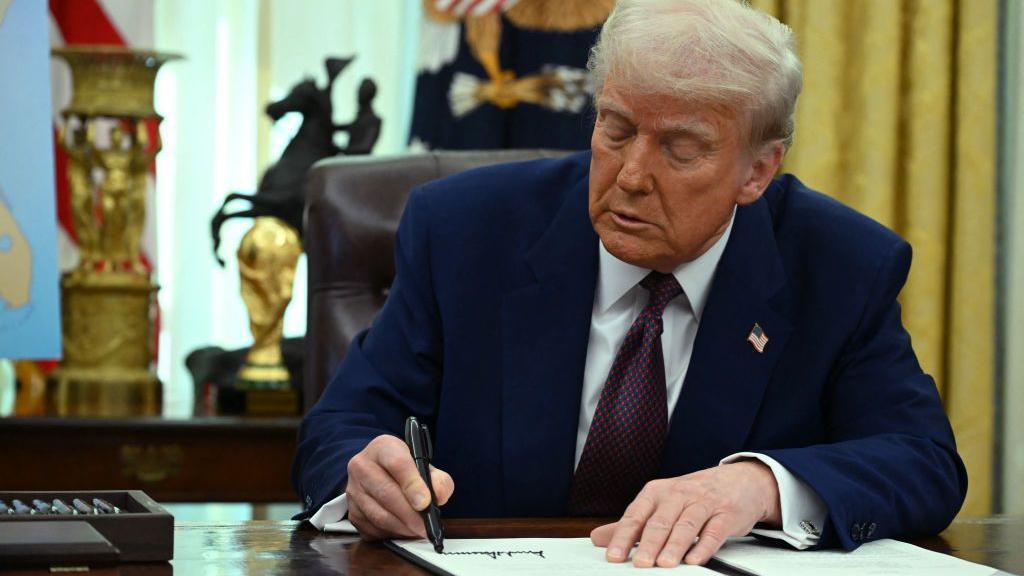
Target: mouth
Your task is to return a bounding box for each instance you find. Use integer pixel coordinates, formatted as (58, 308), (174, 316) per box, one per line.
(610, 210), (652, 230)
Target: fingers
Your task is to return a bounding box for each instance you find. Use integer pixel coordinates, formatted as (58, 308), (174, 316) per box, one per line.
(348, 456), (426, 538)
(604, 493), (656, 563)
(634, 497), (697, 567)
(683, 514), (730, 565)
(346, 436), (425, 539)
(370, 436), (432, 511)
(347, 489), (420, 540)
(590, 522), (617, 547)
(643, 498), (708, 565)
(346, 435), (458, 540)
(429, 465), (455, 506)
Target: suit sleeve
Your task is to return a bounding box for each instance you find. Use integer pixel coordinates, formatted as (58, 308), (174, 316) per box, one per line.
(762, 239), (968, 550)
(291, 187), (443, 519)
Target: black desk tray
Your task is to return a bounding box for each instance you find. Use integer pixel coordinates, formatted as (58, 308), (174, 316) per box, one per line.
(0, 490), (173, 562)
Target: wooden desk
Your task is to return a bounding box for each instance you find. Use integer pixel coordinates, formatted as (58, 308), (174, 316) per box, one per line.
(0, 416), (299, 502)
(6, 516), (1020, 575)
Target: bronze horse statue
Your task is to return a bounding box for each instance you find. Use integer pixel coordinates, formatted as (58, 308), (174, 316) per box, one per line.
(210, 56), (380, 265)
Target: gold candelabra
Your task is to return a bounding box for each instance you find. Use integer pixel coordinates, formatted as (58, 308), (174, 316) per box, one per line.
(49, 46), (179, 417)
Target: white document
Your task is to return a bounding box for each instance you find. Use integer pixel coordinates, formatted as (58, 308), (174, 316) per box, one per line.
(391, 538), (718, 574)
(714, 537), (999, 576)
(323, 519), (359, 533)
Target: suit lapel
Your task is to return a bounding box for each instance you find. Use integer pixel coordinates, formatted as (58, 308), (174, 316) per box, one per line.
(498, 171), (793, 509)
(662, 194), (793, 476)
(500, 174), (597, 516)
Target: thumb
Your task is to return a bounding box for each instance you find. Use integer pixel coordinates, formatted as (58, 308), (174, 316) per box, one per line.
(429, 465), (455, 506)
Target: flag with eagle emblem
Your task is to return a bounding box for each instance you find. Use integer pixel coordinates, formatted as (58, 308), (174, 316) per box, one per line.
(410, 0), (614, 150)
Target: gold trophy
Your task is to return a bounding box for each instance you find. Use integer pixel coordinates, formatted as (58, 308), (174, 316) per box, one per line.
(207, 57), (379, 414)
(49, 46), (178, 417)
(235, 217), (302, 390)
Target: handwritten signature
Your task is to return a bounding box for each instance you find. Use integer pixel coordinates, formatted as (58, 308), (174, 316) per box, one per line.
(442, 550), (546, 560)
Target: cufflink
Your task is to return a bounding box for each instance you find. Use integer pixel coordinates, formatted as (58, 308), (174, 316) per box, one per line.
(305, 495), (313, 509)
(850, 523), (863, 541)
(799, 520), (820, 536)
(865, 522), (876, 539)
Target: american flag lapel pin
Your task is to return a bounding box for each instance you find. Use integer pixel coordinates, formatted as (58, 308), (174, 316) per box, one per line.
(747, 323), (768, 353)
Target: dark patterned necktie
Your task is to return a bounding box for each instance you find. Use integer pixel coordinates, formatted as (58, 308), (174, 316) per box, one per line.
(567, 271), (684, 516)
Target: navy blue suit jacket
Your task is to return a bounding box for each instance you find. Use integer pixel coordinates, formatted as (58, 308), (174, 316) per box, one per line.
(293, 151), (967, 550)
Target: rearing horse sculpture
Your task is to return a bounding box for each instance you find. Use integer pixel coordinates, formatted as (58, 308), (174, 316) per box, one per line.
(210, 56), (378, 266)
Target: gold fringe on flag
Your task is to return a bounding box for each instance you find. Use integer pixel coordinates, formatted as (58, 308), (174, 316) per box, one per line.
(504, 0), (615, 32)
(422, 0), (460, 24)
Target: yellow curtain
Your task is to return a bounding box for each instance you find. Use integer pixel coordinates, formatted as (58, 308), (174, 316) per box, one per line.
(750, 0), (997, 515)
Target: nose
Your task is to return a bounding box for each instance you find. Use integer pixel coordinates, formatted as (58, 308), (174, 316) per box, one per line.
(615, 137), (655, 195)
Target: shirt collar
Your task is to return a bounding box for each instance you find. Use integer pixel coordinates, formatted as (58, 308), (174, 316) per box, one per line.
(595, 208), (736, 321)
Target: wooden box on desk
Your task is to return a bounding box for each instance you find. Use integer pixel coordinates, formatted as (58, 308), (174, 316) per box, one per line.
(0, 490), (173, 562)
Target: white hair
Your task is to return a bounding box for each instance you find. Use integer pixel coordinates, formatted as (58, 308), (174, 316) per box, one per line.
(588, 0), (803, 149)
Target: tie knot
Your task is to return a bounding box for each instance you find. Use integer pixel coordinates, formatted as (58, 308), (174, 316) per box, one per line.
(640, 271), (684, 316)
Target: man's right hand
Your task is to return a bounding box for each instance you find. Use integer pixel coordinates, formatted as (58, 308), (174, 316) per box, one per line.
(346, 434), (455, 540)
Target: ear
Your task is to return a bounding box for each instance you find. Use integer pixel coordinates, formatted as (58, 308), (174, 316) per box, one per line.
(736, 141), (784, 206)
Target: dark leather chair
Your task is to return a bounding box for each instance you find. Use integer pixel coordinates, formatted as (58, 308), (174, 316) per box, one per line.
(303, 150), (568, 411)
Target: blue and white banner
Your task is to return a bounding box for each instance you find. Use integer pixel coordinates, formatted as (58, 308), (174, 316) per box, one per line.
(0, 0), (61, 359)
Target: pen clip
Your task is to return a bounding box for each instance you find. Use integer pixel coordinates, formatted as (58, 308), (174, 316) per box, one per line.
(404, 418), (417, 450)
(421, 423), (433, 460)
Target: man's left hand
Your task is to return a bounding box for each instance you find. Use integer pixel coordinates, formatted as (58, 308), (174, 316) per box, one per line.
(590, 460), (782, 567)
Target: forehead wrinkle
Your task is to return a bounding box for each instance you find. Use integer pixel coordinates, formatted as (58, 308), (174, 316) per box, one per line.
(598, 89), (727, 148)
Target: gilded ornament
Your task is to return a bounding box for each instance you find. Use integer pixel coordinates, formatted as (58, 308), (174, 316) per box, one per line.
(48, 45), (178, 417)
(234, 217), (302, 390)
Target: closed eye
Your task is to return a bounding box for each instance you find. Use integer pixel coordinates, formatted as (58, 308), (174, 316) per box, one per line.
(597, 109), (635, 144)
(602, 124), (633, 143)
(664, 135), (710, 164)
(665, 146), (700, 164)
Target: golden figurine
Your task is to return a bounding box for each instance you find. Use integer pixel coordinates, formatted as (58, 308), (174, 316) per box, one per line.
(49, 46), (179, 417)
(96, 125), (134, 271)
(125, 121), (157, 274)
(62, 121), (99, 274)
(235, 217), (302, 389)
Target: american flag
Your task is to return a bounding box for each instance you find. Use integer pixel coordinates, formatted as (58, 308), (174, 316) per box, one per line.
(434, 0), (520, 17)
(747, 323), (769, 353)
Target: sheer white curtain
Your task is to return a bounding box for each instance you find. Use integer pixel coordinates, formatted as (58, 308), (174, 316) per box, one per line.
(1002, 0), (1024, 515)
(153, 0), (420, 415)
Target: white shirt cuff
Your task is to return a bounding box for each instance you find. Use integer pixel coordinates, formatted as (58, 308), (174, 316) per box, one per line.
(309, 492), (349, 530)
(720, 452), (827, 550)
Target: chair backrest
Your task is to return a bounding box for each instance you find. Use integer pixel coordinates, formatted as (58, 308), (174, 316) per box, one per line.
(303, 150), (568, 411)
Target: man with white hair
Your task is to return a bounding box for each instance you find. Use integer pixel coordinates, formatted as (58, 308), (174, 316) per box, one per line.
(294, 0), (967, 567)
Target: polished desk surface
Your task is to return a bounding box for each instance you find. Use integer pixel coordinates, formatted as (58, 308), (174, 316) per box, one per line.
(6, 516), (1021, 575)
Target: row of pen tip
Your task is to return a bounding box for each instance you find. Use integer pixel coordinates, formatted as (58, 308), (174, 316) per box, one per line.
(0, 497), (122, 516)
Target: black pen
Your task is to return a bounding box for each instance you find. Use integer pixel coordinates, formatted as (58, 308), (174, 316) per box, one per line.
(72, 498), (96, 515)
(404, 416), (444, 553)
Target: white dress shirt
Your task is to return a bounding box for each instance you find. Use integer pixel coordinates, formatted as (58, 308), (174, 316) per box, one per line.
(577, 213), (825, 549)
(312, 211), (826, 549)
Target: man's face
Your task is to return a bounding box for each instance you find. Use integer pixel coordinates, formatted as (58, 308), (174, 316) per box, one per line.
(589, 79), (777, 272)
